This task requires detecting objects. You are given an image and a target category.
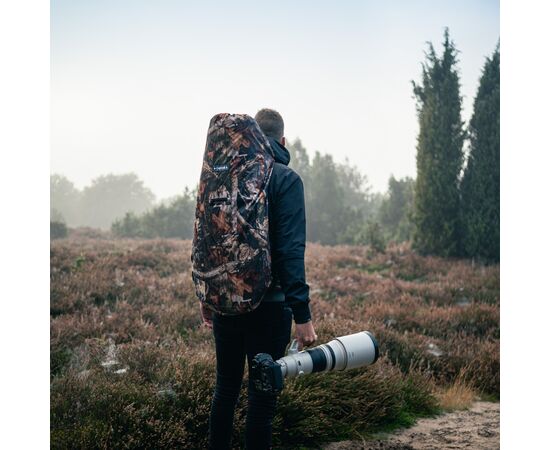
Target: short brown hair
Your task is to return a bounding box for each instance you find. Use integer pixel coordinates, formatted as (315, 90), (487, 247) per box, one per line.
(254, 108), (284, 140)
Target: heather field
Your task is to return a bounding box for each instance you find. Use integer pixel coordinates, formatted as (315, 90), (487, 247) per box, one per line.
(50, 237), (499, 449)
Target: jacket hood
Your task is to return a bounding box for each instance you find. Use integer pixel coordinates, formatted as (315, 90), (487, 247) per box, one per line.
(268, 138), (291, 166)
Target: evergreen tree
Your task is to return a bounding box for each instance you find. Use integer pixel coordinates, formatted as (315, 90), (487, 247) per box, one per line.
(412, 29), (465, 256)
(461, 44), (500, 261)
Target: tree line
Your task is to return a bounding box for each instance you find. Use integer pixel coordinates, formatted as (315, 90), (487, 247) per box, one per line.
(51, 158), (406, 247)
(50, 173), (155, 229)
(412, 29), (499, 261)
(51, 30), (499, 262)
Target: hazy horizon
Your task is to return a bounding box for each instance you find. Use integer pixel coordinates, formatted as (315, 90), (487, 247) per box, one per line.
(51, 0), (499, 200)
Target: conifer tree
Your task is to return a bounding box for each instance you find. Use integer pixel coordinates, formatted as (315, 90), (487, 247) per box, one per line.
(412, 29), (465, 256)
(461, 44), (500, 261)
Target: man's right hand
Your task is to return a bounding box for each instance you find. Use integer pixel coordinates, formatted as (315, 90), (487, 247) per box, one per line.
(294, 320), (317, 351)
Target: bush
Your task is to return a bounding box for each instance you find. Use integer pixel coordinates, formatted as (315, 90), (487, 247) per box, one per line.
(50, 349), (437, 449)
(111, 189), (195, 239)
(340, 221), (386, 253)
(51, 221), (68, 239)
(366, 221), (386, 253)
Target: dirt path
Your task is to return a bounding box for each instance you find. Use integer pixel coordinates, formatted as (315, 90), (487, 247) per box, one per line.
(322, 402), (499, 450)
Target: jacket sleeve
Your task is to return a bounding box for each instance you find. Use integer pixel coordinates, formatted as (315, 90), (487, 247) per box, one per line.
(271, 172), (312, 324)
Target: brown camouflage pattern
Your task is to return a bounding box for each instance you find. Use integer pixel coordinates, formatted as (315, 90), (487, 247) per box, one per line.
(191, 113), (274, 315)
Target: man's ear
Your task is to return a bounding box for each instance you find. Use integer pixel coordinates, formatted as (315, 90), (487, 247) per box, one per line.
(280, 136), (286, 146)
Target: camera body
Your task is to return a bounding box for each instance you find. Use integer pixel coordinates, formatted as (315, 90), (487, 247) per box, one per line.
(250, 331), (379, 394)
(250, 353), (284, 394)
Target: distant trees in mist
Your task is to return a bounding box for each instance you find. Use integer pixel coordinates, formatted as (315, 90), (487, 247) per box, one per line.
(109, 141), (405, 248)
(287, 138), (382, 246)
(378, 176), (415, 243)
(287, 140), (416, 248)
(50, 173), (155, 229)
(51, 149), (414, 249)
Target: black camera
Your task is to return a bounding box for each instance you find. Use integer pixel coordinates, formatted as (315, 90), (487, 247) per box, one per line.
(250, 352), (284, 394)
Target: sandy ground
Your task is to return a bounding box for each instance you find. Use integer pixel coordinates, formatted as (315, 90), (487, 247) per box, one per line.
(322, 402), (500, 450)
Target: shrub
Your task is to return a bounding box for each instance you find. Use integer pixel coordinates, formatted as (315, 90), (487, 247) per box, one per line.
(51, 221), (68, 239)
(366, 221), (386, 253)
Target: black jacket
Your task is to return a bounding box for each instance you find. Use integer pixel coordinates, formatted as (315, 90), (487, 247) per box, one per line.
(265, 138), (312, 324)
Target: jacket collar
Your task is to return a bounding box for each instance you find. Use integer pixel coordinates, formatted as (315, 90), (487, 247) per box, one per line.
(268, 138), (291, 166)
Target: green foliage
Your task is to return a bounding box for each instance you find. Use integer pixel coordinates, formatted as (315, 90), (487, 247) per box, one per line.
(50, 355), (437, 450)
(378, 176), (415, 242)
(51, 221), (68, 239)
(461, 44), (500, 262)
(271, 362), (437, 447)
(51, 356), (215, 449)
(112, 188), (196, 239)
(412, 29), (465, 257)
(365, 221), (386, 253)
(111, 212), (143, 237)
(341, 221), (386, 253)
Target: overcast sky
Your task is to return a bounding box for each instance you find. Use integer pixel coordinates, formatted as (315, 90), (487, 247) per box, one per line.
(51, 0), (499, 200)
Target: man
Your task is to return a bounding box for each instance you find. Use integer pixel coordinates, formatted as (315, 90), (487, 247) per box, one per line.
(201, 108), (317, 449)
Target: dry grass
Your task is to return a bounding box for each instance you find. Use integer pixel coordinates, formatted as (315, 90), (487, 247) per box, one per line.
(50, 237), (499, 449)
(436, 369), (477, 411)
(437, 383), (476, 412)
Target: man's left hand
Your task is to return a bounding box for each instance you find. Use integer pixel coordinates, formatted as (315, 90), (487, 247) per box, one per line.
(200, 303), (213, 329)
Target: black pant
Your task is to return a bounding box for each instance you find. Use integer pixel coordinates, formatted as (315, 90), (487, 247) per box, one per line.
(208, 302), (293, 450)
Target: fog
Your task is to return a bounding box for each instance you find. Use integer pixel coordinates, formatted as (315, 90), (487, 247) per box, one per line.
(51, 0), (499, 200)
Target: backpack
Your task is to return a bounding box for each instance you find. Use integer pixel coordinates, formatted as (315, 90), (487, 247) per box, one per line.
(191, 113), (275, 315)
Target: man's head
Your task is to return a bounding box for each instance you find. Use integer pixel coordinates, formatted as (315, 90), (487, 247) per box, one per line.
(255, 108), (285, 146)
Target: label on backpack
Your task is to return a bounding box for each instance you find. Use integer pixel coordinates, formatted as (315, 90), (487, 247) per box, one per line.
(213, 164), (229, 172)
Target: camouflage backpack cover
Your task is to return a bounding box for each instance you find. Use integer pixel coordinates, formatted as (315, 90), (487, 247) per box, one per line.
(191, 113), (275, 315)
